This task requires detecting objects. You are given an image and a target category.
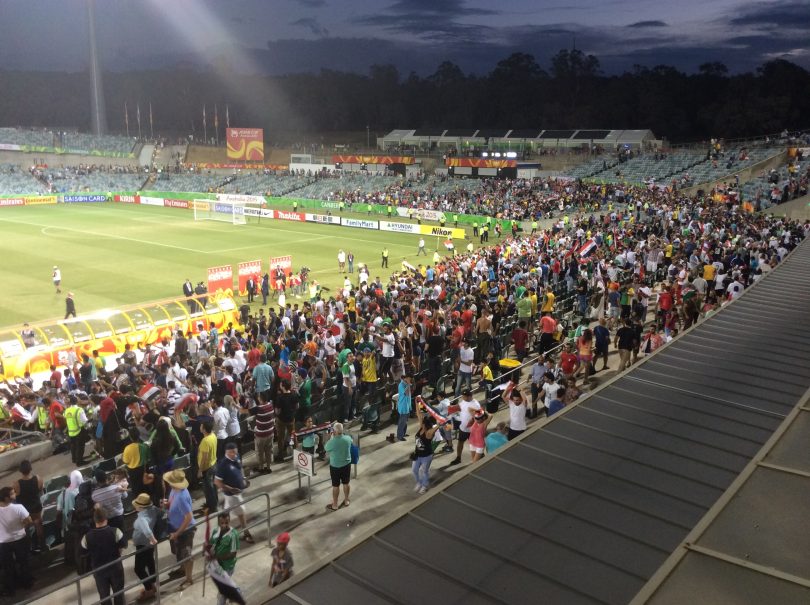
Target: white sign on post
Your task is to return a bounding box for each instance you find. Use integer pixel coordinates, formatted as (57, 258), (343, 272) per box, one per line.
(293, 449), (313, 477)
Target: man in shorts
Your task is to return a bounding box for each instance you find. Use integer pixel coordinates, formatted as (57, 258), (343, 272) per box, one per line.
(324, 422), (353, 511)
(448, 389), (481, 466)
(214, 443), (255, 544)
(52, 265), (62, 294)
(164, 469), (196, 589)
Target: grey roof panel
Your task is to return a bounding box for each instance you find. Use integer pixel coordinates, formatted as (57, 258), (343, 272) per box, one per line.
(646, 551), (810, 605)
(763, 411), (810, 473)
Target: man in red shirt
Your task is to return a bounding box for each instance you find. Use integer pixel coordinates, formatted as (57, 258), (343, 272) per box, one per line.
(511, 321), (529, 361)
(656, 285), (674, 329)
(560, 343), (580, 379)
(460, 304), (474, 336)
(48, 396), (66, 443)
(49, 365), (62, 390)
(246, 344), (262, 371)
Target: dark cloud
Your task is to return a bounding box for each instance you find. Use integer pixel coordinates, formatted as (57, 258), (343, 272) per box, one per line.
(291, 17), (329, 36)
(358, 0), (498, 42)
(728, 0), (810, 28)
(293, 0), (327, 7)
(627, 20), (668, 28)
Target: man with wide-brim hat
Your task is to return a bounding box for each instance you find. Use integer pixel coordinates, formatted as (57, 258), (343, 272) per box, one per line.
(131, 493), (160, 601)
(163, 470), (195, 589)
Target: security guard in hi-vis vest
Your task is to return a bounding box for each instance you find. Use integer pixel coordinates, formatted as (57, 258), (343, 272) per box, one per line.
(381, 247), (389, 268)
(65, 396), (90, 465)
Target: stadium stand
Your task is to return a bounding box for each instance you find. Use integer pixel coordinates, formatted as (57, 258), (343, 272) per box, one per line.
(0, 164), (48, 195)
(0, 127), (135, 155)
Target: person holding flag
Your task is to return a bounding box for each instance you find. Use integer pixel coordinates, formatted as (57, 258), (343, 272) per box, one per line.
(206, 512), (244, 605)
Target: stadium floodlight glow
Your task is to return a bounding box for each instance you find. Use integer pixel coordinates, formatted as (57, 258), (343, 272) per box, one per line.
(494, 152), (502, 158)
(481, 152), (489, 157)
(506, 151), (517, 158)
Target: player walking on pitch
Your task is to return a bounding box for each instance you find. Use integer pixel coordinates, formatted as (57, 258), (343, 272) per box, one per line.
(53, 266), (62, 293)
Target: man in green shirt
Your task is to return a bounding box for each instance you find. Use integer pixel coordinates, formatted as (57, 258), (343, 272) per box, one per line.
(208, 512), (241, 604)
(324, 423), (353, 511)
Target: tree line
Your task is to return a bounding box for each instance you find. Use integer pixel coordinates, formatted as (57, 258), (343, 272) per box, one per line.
(0, 50), (808, 144)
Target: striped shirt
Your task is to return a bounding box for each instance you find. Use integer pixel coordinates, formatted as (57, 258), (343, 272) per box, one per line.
(92, 484), (124, 519)
(253, 402), (275, 439)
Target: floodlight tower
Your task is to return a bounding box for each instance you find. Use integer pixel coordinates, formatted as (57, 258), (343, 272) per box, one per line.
(87, 0), (107, 135)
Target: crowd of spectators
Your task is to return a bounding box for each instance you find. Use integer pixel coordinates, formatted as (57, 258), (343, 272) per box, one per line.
(0, 174), (807, 601)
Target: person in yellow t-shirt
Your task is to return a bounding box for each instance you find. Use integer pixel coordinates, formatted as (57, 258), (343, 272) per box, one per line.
(197, 423), (218, 513)
(541, 290), (555, 313)
(529, 289), (538, 317)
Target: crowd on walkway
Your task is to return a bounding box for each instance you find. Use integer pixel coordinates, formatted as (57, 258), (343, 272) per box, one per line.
(0, 179), (807, 602)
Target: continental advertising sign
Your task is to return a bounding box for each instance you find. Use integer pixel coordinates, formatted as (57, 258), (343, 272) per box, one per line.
(24, 195), (58, 205)
(420, 225), (466, 239)
(226, 128), (264, 161)
(0, 198), (25, 207)
(63, 194), (107, 203)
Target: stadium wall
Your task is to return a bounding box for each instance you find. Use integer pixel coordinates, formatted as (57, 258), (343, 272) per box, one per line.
(0, 150), (140, 168)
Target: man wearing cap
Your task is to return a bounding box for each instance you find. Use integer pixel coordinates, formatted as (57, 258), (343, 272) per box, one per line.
(132, 493), (160, 601)
(164, 469), (195, 588)
(448, 389), (481, 466)
(214, 443), (254, 544)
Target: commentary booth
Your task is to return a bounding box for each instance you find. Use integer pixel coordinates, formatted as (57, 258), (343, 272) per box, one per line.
(0, 292), (240, 381)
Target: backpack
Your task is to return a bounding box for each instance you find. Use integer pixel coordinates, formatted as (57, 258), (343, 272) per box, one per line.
(152, 507), (169, 541)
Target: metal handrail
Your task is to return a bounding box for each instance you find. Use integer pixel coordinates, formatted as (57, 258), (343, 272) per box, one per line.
(18, 490), (273, 605)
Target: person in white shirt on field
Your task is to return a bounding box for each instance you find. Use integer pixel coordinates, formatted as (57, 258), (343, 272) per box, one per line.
(52, 265), (62, 294)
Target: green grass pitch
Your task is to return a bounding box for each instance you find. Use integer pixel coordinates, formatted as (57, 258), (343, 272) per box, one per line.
(0, 203), (483, 328)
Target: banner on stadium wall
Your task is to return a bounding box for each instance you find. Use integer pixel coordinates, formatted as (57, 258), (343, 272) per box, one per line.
(274, 210), (305, 222)
(331, 155), (415, 165)
(237, 260), (262, 295)
(114, 194), (140, 204)
(342, 218), (379, 230)
(63, 194), (107, 203)
(226, 128), (264, 161)
(419, 225), (466, 239)
(244, 206), (273, 218)
(189, 200), (210, 211)
(305, 213), (340, 225)
(138, 196), (164, 206)
(207, 265), (233, 294)
(217, 193), (266, 206)
(0, 198), (25, 207)
(395, 207), (446, 222)
(0, 144), (21, 151)
(185, 163), (286, 170)
(24, 195), (58, 205)
(164, 199), (189, 209)
(446, 158), (516, 168)
(379, 220), (420, 235)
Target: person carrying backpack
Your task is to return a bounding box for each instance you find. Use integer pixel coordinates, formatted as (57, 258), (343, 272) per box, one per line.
(131, 493), (165, 601)
(70, 479), (96, 572)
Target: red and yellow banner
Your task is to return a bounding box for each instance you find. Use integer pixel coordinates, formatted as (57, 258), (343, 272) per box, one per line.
(332, 155), (415, 165)
(226, 128), (264, 161)
(207, 265), (234, 294)
(237, 260), (262, 295)
(445, 158), (516, 168)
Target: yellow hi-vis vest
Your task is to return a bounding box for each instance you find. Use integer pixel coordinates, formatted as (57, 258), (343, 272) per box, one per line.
(65, 405), (82, 437)
(37, 406), (49, 430)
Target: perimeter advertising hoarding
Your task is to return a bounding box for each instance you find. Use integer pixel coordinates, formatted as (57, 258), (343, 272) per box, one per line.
(114, 194), (140, 203)
(164, 199), (189, 209)
(63, 194), (107, 203)
(305, 213), (341, 225)
(379, 220), (420, 235)
(420, 225), (466, 239)
(24, 196), (58, 205)
(237, 260), (262, 295)
(207, 265), (234, 294)
(0, 199), (25, 207)
(342, 218), (378, 230)
(226, 128), (264, 161)
(274, 210), (305, 221)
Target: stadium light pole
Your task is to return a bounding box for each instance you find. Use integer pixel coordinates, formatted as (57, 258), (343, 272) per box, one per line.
(86, 0), (108, 135)
(366, 125), (370, 150)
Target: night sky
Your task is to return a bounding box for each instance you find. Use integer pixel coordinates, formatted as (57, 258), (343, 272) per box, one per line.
(0, 0), (808, 75)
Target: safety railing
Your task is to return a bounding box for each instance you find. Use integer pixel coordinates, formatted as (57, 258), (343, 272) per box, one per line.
(18, 491), (273, 605)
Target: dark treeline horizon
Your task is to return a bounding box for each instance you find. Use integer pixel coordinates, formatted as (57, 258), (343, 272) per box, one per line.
(0, 50), (808, 145)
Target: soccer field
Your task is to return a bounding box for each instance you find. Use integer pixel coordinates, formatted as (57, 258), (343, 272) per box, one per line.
(0, 203), (478, 328)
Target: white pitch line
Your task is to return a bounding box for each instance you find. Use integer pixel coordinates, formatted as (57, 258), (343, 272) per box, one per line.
(0, 217), (208, 254)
